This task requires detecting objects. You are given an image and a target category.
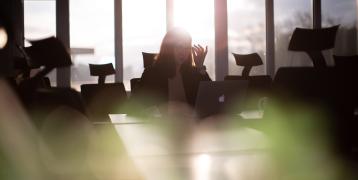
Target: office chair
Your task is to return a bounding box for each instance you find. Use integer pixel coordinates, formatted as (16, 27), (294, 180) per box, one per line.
(18, 37), (74, 104)
(81, 63), (127, 121)
(142, 52), (157, 68)
(226, 53), (272, 89)
(17, 37), (71, 93)
(89, 63), (116, 84)
(288, 25), (339, 68)
(129, 52), (158, 95)
(232, 53), (263, 78)
(19, 37), (88, 126)
(225, 53), (272, 110)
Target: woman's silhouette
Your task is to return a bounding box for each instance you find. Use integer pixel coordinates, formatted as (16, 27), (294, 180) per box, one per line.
(134, 28), (211, 114)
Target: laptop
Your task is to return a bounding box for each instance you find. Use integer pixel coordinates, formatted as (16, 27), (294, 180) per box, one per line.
(194, 80), (248, 119)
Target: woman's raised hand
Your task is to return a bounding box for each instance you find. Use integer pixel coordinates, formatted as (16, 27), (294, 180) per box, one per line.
(192, 44), (208, 68)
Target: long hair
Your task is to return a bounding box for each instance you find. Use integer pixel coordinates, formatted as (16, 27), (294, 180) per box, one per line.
(154, 28), (194, 78)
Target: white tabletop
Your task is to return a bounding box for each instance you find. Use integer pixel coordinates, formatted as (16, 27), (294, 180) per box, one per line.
(108, 114), (269, 180)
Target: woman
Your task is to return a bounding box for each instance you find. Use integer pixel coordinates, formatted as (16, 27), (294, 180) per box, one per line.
(135, 28), (211, 114)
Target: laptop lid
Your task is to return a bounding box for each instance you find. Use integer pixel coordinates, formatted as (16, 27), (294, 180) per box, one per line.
(194, 80), (248, 119)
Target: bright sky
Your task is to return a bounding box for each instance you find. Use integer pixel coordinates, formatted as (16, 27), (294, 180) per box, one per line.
(24, 0), (356, 55)
(173, 0), (214, 42)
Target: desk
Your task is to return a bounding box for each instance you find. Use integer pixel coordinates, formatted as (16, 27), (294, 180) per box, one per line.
(109, 114), (269, 180)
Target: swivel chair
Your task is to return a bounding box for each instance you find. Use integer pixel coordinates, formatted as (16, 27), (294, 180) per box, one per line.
(130, 52), (158, 95)
(225, 53), (272, 110)
(81, 63), (127, 121)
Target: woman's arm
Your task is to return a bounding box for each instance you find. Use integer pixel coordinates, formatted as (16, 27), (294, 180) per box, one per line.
(192, 44), (208, 69)
(195, 65), (211, 81)
(192, 44), (211, 81)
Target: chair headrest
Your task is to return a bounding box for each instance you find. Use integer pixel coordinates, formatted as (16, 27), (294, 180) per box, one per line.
(89, 63), (116, 77)
(232, 53), (263, 67)
(142, 52), (157, 68)
(25, 36), (72, 68)
(288, 25), (339, 52)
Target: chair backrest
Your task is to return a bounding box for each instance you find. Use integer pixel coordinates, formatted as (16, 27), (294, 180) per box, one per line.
(81, 83), (128, 121)
(333, 55), (358, 103)
(272, 67), (357, 157)
(288, 25), (339, 68)
(27, 87), (88, 127)
(333, 55), (358, 69)
(273, 67), (355, 107)
(130, 78), (141, 96)
(225, 75), (272, 110)
(225, 75), (272, 89)
(273, 67), (358, 109)
(274, 67), (328, 98)
(232, 53), (263, 77)
(89, 63), (116, 84)
(142, 52), (157, 68)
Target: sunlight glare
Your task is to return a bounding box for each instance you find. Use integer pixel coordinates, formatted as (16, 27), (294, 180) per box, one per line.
(193, 154), (212, 180)
(173, 0), (214, 41)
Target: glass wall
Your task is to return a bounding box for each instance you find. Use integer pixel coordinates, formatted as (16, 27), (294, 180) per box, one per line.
(274, 0), (312, 72)
(24, 0), (56, 85)
(227, 0), (266, 76)
(123, 0), (166, 90)
(173, 0), (216, 80)
(70, 0), (115, 91)
(322, 0), (357, 58)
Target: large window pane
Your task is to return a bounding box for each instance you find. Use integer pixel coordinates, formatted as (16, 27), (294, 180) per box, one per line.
(24, 0), (56, 86)
(70, 0), (115, 91)
(174, 0), (215, 80)
(322, 0), (357, 56)
(123, 0), (166, 90)
(275, 0), (312, 72)
(228, 0), (266, 76)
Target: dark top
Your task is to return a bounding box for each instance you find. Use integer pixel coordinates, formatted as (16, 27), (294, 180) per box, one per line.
(133, 62), (211, 108)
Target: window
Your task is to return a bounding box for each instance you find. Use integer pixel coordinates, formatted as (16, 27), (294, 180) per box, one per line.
(227, 0), (266, 76)
(173, 0), (216, 79)
(70, 0), (115, 90)
(274, 0), (312, 72)
(24, 0), (56, 85)
(123, 0), (166, 90)
(322, 0), (357, 57)
(25, 0), (358, 87)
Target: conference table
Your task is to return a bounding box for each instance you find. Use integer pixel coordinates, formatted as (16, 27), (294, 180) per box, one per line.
(96, 113), (269, 180)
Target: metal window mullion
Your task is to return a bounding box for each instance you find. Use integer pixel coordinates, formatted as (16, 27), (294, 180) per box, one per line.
(214, 0), (228, 81)
(114, 0), (123, 82)
(312, 0), (322, 29)
(56, 0), (71, 87)
(357, 0), (358, 53)
(18, 0), (25, 48)
(266, 0), (275, 77)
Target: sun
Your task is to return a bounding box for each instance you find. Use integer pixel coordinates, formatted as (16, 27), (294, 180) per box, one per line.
(173, 0), (214, 42)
